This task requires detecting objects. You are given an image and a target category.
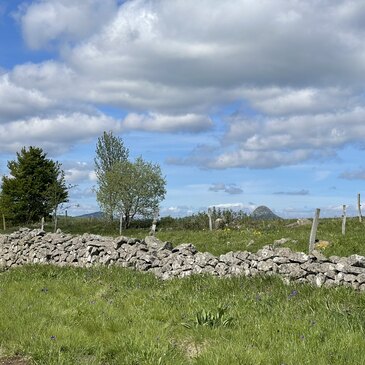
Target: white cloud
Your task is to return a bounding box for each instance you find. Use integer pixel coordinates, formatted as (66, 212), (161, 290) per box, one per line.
(122, 112), (213, 133)
(0, 74), (54, 121)
(209, 183), (243, 195)
(243, 87), (353, 116)
(0, 112), (122, 154)
(5, 0), (365, 171)
(11, 0), (365, 114)
(198, 106), (365, 169)
(18, 0), (118, 49)
(63, 161), (96, 184)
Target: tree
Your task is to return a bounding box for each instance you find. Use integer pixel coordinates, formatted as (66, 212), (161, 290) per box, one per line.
(95, 131), (166, 228)
(99, 158), (166, 228)
(0, 147), (68, 224)
(94, 131), (129, 220)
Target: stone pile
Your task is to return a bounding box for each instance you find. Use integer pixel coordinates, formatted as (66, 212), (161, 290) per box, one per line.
(1, 228), (365, 291)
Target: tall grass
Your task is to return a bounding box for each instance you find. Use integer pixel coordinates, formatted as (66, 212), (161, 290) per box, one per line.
(0, 265), (365, 364)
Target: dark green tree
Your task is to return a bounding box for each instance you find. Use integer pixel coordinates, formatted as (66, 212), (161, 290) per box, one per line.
(0, 146), (68, 224)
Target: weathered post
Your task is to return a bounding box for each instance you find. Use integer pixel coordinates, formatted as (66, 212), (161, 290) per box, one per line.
(54, 213), (58, 233)
(207, 208), (213, 231)
(342, 205), (346, 236)
(150, 209), (159, 236)
(309, 208), (320, 253)
(65, 210), (68, 225)
(119, 213), (123, 235)
(2, 214), (5, 231)
(41, 217), (45, 231)
(358, 193), (362, 223)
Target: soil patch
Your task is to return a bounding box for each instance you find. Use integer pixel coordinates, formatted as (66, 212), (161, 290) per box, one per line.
(0, 356), (30, 365)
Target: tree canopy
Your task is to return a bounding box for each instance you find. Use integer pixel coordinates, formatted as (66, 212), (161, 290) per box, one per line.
(94, 131), (129, 220)
(95, 132), (166, 228)
(0, 146), (68, 224)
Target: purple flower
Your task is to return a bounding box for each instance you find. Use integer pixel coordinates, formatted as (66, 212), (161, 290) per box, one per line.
(288, 290), (298, 299)
(50, 336), (56, 340)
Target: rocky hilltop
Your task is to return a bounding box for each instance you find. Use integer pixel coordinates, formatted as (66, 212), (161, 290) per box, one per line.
(251, 205), (281, 220)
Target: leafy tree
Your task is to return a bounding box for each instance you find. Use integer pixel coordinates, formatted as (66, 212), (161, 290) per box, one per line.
(95, 136), (166, 228)
(0, 147), (68, 224)
(94, 131), (129, 220)
(116, 157), (166, 228)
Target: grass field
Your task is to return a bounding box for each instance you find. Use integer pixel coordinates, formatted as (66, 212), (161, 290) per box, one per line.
(1, 265), (365, 364)
(1, 217), (365, 364)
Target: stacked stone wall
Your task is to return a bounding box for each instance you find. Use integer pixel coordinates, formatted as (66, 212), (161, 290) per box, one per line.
(1, 228), (365, 291)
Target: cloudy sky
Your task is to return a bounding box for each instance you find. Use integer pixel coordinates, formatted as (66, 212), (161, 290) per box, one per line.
(1, 0), (365, 218)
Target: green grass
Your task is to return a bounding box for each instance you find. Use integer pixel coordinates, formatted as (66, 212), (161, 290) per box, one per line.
(156, 217), (365, 257)
(0, 265), (365, 364)
(1, 216), (365, 363)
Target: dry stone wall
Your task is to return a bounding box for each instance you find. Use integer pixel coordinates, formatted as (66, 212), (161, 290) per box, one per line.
(1, 228), (365, 291)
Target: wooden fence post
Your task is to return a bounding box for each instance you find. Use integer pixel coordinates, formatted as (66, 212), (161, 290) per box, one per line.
(207, 208), (213, 231)
(41, 217), (44, 231)
(358, 193), (362, 223)
(342, 205), (346, 236)
(309, 208), (320, 253)
(150, 209), (159, 236)
(2, 214), (5, 231)
(119, 213), (123, 235)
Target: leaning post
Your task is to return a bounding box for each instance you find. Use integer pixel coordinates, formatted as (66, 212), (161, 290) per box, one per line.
(309, 208), (320, 253)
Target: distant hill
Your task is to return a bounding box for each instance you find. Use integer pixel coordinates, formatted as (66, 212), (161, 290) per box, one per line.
(76, 211), (104, 219)
(251, 206), (281, 220)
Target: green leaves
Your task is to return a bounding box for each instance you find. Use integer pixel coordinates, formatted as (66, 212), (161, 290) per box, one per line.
(0, 146), (68, 224)
(95, 131), (166, 228)
(182, 305), (234, 328)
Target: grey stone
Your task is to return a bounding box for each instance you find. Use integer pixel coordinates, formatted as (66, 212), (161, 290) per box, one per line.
(172, 243), (197, 255)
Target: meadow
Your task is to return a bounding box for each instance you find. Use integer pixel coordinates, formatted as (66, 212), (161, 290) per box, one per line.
(1, 216), (365, 364)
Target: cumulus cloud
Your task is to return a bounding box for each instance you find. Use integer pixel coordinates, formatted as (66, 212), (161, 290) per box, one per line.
(11, 0), (365, 113)
(122, 112), (213, 133)
(209, 183), (243, 195)
(197, 106), (365, 169)
(5, 0), (365, 170)
(0, 112), (122, 154)
(18, 0), (118, 49)
(63, 161), (97, 184)
(0, 74), (54, 122)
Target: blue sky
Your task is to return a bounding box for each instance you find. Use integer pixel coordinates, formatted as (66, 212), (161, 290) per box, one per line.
(1, 0), (365, 218)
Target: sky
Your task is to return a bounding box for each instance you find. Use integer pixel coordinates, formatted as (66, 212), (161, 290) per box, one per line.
(1, 0), (365, 219)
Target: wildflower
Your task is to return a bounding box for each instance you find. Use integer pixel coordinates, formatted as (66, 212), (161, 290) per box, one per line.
(288, 290), (298, 299)
(50, 336), (56, 340)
